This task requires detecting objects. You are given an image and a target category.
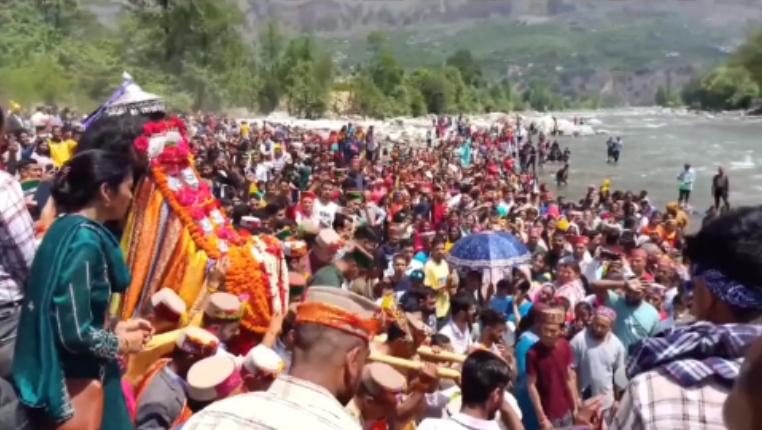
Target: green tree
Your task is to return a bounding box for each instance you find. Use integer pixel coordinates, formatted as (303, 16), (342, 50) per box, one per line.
(370, 50), (405, 96)
(407, 69), (453, 114)
(731, 30), (762, 89)
(681, 29), (762, 111)
(701, 66), (759, 110)
(445, 49), (484, 88)
(366, 31), (387, 57)
(256, 21), (286, 113)
(280, 36), (333, 118)
(0, 7), (603, 118)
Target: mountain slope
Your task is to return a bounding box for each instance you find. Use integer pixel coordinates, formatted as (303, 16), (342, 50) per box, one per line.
(93, 0), (762, 106)
(240, 0), (762, 105)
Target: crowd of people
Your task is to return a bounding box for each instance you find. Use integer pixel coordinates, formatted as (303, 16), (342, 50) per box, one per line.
(0, 97), (761, 430)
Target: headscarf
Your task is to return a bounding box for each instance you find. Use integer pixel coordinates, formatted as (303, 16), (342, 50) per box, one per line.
(531, 283), (555, 304)
(594, 306), (617, 322)
(693, 264), (762, 311)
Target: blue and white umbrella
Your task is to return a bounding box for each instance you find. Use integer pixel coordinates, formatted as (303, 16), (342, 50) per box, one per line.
(447, 231), (530, 269)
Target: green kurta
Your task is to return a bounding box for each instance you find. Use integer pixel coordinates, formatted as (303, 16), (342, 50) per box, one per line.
(307, 264), (345, 289)
(12, 214), (133, 430)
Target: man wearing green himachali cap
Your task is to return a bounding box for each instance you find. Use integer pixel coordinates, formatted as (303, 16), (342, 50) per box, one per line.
(345, 189), (368, 226)
(307, 244), (374, 289)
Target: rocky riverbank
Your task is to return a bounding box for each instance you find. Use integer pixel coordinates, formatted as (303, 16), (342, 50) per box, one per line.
(240, 111), (602, 144)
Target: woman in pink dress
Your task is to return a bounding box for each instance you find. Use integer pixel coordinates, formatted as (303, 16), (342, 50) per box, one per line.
(554, 261), (586, 316)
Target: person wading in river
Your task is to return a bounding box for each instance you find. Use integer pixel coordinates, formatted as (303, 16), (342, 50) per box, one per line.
(676, 163), (695, 208)
(711, 167), (730, 211)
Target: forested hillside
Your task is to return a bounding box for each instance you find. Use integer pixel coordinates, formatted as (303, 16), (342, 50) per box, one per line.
(0, 0), (759, 115)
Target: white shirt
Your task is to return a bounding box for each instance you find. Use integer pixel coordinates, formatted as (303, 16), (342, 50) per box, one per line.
(446, 194), (462, 209)
(30, 111), (49, 128)
(677, 168), (696, 191)
(253, 162), (271, 183)
(503, 321), (518, 348)
(418, 413), (502, 430)
(0, 171), (36, 304)
(312, 199), (340, 228)
(183, 375), (361, 430)
(271, 153), (292, 173)
(438, 320), (473, 355)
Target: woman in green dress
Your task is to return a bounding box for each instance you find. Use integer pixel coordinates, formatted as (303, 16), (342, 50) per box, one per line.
(12, 149), (152, 430)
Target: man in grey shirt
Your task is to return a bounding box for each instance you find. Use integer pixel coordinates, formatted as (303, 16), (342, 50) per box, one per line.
(570, 306), (626, 417)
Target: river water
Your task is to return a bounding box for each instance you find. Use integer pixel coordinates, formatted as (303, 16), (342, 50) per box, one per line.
(546, 108), (761, 220)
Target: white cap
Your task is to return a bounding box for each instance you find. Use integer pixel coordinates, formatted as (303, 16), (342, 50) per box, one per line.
(150, 289), (186, 322)
(175, 327), (220, 356)
(242, 344), (285, 375)
(187, 356), (241, 403)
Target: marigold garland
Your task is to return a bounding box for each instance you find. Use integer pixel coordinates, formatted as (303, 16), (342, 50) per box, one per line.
(152, 166), (222, 260)
(224, 246), (273, 333)
(127, 116), (288, 333)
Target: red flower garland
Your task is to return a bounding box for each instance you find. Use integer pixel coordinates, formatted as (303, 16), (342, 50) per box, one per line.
(134, 116), (289, 332)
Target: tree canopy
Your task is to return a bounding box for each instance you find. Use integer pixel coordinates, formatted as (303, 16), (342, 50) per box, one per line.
(0, 0), (610, 117)
(681, 30), (762, 111)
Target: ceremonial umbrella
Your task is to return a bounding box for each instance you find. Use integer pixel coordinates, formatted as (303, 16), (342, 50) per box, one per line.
(446, 231), (531, 270)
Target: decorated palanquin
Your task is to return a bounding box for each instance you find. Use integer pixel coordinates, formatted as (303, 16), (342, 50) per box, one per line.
(118, 116), (288, 328)
(74, 75), (289, 382)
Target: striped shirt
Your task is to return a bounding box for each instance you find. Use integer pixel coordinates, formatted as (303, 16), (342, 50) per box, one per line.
(181, 374), (361, 430)
(0, 171), (36, 304)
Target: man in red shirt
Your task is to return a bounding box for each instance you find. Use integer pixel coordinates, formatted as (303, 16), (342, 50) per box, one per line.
(526, 306), (579, 429)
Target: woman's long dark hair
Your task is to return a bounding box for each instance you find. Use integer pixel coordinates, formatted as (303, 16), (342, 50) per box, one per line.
(76, 113), (164, 181)
(52, 149), (134, 214)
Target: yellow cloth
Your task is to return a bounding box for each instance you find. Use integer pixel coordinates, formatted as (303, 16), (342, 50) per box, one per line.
(600, 179), (611, 193)
(48, 139), (78, 167)
(240, 123), (250, 138)
(125, 329), (184, 386)
(424, 259), (450, 318)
